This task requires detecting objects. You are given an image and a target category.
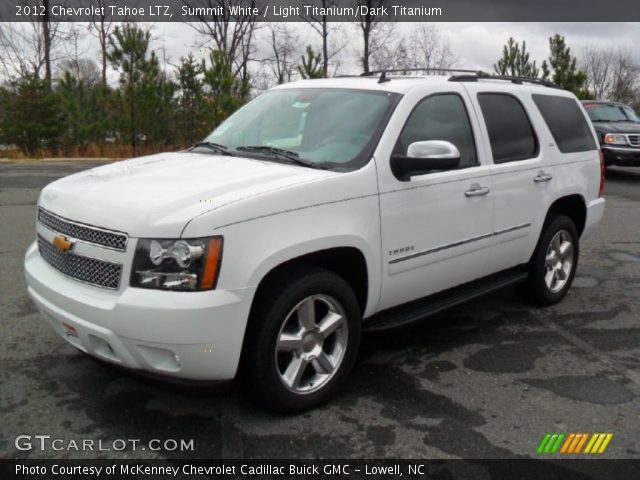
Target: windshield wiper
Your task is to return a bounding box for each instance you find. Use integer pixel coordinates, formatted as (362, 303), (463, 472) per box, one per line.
(192, 141), (235, 156)
(235, 145), (324, 169)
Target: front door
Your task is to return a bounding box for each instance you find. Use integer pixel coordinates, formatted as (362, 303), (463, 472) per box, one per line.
(376, 87), (495, 311)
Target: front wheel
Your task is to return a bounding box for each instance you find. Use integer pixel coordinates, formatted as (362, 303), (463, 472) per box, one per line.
(239, 266), (361, 413)
(517, 215), (579, 306)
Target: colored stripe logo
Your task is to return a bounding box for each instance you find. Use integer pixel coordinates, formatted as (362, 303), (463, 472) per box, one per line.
(537, 433), (613, 454)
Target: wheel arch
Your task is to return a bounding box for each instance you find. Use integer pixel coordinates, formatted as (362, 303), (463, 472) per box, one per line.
(249, 245), (371, 317)
(545, 194), (587, 237)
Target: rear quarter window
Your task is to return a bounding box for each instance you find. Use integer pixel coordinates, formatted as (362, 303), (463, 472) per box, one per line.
(477, 93), (538, 164)
(532, 94), (597, 153)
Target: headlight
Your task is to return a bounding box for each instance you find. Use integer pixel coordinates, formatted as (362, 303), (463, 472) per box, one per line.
(131, 237), (223, 291)
(603, 134), (628, 146)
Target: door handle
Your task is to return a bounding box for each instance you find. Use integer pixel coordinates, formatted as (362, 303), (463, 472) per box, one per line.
(465, 183), (490, 197)
(534, 171), (553, 183)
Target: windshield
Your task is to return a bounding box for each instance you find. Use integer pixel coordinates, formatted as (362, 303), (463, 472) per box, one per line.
(200, 88), (400, 170)
(584, 103), (640, 123)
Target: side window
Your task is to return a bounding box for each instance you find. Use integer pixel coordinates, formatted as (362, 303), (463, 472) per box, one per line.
(532, 94), (598, 153)
(395, 94), (478, 169)
(477, 93), (538, 164)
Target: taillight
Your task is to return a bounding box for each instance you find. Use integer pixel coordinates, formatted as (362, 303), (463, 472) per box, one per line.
(598, 149), (605, 198)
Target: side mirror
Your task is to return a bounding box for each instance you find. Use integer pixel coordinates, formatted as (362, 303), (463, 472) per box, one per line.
(391, 140), (461, 181)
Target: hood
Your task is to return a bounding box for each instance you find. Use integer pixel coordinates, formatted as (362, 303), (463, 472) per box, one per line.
(39, 152), (336, 238)
(593, 121), (640, 134)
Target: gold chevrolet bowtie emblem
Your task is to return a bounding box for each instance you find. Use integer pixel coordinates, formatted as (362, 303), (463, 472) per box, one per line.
(52, 235), (74, 253)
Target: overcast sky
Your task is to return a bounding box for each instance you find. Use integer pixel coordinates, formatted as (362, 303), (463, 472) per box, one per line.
(147, 22), (640, 74)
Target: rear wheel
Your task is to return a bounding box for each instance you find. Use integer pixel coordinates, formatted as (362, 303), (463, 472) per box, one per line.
(239, 266), (361, 413)
(517, 215), (579, 306)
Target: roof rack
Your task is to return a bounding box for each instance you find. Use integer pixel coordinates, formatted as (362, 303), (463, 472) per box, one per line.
(356, 68), (560, 88)
(449, 71), (560, 88)
(360, 68), (485, 84)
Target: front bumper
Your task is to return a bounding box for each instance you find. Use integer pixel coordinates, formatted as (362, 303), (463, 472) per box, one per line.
(24, 241), (255, 380)
(602, 146), (640, 166)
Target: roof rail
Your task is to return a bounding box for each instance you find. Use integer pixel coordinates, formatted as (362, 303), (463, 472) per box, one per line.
(360, 68), (486, 84)
(354, 68), (560, 88)
(449, 71), (560, 88)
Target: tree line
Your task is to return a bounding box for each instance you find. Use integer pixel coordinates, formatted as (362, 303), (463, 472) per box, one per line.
(0, 21), (251, 158)
(493, 33), (640, 106)
(0, 5), (639, 158)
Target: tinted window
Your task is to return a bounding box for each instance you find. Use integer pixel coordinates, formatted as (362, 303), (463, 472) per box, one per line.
(478, 93), (537, 163)
(396, 94), (477, 169)
(534, 95), (597, 153)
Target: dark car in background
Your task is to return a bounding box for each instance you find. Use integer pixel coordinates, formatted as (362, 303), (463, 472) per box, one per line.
(582, 100), (640, 167)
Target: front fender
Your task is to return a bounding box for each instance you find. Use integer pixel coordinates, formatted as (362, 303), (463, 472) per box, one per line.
(208, 196), (382, 318)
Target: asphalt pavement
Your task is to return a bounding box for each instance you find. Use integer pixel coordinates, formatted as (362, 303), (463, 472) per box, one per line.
(1, 160), (639, 461)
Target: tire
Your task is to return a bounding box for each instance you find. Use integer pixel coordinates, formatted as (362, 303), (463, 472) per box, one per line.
(239, 265), (361, 413)
(517, 214), (579, 306)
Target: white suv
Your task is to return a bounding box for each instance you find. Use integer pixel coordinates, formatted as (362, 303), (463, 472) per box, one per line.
(25, 72), (605, 412)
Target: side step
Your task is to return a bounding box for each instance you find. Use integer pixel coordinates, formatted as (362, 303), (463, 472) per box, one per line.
(363, 268), (529, 332)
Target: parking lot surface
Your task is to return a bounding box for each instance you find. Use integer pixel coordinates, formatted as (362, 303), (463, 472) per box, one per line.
(1, 160), (639, 459)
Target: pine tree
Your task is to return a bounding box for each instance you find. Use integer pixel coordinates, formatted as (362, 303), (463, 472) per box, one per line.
(203, 50), (249, 128)
(107, 25), (173, 155)
(297, 45), (326, 79)
(175, 54), (206, 146)
(541, 34), (589, 98)
(494, 37), (539, 78)
(0, 74), (62, 155)
(57, 69), (109, 153)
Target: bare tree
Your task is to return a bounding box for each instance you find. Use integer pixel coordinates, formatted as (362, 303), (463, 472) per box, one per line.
(0, 19), (71, 85)
(365, 23), (403, 72)
(180, 0), (262, 83)
(263, 24), (300, 85)
(58, 58), (102, 85)
(609, 49), (640, 105)
(302, 0), (347, 76)
(580, 45), (613, 100)
(89, 0), (119, 87)
(247, 66), (274, 96)
(405, 24), (456, 73)
(56, 24), (93, 80)
(42, 0), (52, 87)
(580, 45), (639, 103)
(355, 0), (386, 74)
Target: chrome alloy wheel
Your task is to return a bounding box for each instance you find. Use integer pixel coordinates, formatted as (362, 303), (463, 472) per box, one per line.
(275, 294), (349, 394)
(544, 230), (574, 293)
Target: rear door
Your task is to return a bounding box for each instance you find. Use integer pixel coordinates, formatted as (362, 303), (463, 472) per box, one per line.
(465, 85), (556, 272)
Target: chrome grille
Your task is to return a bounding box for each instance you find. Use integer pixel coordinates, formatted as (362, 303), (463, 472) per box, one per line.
(627, 134), (640, 147)
(37, 235), (122, 289)
(38, 208), (127, 251)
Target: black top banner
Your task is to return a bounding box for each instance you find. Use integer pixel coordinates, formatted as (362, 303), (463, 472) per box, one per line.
(1, 0), (640, 22)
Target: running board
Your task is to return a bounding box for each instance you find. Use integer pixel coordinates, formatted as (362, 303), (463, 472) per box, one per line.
(363, 268), (529, 332)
